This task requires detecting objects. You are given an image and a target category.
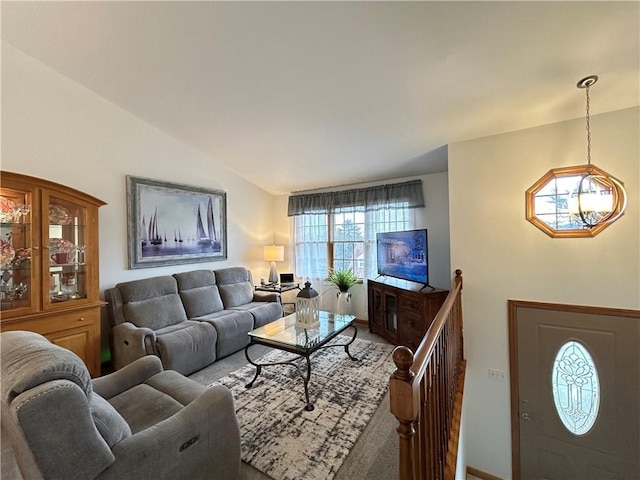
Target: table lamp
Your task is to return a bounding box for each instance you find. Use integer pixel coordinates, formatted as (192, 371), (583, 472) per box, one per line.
(263, 245), (284, 284)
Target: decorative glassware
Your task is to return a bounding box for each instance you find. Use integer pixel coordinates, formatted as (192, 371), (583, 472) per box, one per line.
(12, 203), (31, 222)
(0, 197), (16, 223)
(0, 240), (15, 269)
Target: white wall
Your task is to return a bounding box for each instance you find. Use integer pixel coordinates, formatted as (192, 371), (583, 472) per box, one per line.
(449, 107), (639, 478)
(272, 171), (452, 319)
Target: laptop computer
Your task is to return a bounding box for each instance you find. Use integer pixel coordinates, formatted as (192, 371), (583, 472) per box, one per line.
(279, 273), (295, 286)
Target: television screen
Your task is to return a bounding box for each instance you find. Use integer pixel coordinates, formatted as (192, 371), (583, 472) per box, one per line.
(376, 229), (428, 285)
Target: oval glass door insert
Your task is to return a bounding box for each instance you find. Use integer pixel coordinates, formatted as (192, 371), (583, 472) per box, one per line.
(552, 340), (600, 435)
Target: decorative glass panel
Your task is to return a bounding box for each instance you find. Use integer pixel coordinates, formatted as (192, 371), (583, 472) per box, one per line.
(552, 341), (600, 436)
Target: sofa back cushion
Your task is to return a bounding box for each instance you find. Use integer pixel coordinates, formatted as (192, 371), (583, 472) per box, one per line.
(0, 331), (115, 480)
(1, 331), (93, 404)
(173, 270), (224, 318)
(215, 267), (254, 308)
(117, 276), (188, 331)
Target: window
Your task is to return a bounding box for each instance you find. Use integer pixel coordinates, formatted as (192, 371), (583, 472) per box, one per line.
(294, 203), (415, 280)
(331, 208), (365, 276)
(551, 341), (600, 436)
(526, 165), (626, 238)
(288, 180), (424, 281)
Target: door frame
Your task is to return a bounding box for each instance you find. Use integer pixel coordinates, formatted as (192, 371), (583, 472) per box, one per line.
(508, 299), (640, 480)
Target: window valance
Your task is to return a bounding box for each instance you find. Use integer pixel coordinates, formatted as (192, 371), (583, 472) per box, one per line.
(287, 179), (424, 216)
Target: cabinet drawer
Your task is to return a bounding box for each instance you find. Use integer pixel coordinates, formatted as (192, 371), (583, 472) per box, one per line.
(1, 308), (99, 336)
(398, 294), (423, 317)
(1, 307), (101, 376)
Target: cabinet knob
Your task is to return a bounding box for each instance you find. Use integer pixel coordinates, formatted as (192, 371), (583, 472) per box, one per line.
(407, 320), (414, 328)
(32, 245), (39, 250)
(77, 317), (84, 322)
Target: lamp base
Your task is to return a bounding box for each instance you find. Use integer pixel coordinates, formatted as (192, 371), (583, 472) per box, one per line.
(268, 261), (278, 284)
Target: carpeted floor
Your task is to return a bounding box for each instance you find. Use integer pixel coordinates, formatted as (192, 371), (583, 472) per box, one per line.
(210, 335), (395, 480)
(190, 326), (399, 480)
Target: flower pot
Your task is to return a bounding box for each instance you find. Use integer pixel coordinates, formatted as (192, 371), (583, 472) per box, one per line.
(336, 291), (352, 314)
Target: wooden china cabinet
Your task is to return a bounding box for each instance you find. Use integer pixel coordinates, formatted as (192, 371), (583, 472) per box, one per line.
(0, 171), (106, 377)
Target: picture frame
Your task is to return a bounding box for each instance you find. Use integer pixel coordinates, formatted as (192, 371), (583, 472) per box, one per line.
(127, 176), (227, 269)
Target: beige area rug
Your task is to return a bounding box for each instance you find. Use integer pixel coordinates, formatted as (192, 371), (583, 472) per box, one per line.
(210, 336), (395, 480)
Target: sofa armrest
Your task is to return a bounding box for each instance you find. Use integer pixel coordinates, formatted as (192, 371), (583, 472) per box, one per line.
(92, 355), (163, 399)
(111, 322), (157, 370)
(103, 385), (241, 480)
(253, 291), (282, 304)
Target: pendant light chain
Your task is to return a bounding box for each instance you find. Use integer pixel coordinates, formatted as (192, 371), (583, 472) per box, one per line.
(585, 84), (592, 168)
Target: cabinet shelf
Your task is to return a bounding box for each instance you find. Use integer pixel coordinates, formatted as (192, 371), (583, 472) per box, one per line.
(49, 263), (87, 269)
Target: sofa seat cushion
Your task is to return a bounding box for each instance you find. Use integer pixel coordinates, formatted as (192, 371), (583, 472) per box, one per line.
(230, 302), (284, 328)
(155, 321), (217, 375)
(194, 310), (254, 359)
(109, 383), (183, 434)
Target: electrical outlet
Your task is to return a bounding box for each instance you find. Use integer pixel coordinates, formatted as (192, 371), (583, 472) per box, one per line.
(488, 368), (507, 383)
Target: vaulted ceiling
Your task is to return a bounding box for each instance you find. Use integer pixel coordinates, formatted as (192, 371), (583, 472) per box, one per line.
(2, 1), (638, 194)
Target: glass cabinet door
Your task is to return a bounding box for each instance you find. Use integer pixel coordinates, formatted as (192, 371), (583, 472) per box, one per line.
(384, 292), (398, 334)
(0, 187), (36, 316)
(44, 193), (89, 308)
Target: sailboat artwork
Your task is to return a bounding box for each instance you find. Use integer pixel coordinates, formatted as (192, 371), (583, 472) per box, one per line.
(130, 176), (226, 268)
(141, 215), (149, 247)
(196, 198), (221, 251)
(148, 208), (163, 245)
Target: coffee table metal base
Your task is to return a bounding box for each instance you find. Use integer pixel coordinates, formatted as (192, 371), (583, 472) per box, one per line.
(244, 324), (359, 411)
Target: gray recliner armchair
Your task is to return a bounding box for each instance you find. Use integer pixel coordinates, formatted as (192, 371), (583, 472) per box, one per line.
(0, 331), (241, 480)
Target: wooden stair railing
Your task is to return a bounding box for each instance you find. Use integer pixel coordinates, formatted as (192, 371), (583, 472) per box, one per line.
(390, 269), (466, 480)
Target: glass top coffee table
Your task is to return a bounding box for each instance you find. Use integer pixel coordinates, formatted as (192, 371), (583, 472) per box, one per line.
(245, 310), (358, 411)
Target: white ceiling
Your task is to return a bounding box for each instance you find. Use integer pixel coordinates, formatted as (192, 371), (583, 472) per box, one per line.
(2, 1), (639, 195)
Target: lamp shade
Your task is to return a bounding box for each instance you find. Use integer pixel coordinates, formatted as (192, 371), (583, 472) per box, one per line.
(263, 245), (284, 262)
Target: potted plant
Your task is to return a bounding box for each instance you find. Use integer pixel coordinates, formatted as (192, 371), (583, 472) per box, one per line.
(327, 267), (358, 314)
(327, 267), (358, 293)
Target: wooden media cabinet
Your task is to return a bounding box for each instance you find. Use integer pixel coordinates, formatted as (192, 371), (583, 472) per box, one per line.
(367, 277), (448, 351)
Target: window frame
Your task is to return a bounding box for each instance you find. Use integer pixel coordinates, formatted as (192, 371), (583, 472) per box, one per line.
(293, 202), (415, 280)
(525, 164), (625, 238)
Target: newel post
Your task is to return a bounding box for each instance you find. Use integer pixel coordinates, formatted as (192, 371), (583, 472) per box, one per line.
(454, 269), (463, 289)
(390, 346), (417, 480)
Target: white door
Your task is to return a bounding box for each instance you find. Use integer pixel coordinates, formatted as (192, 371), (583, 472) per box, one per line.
(509, 301), (639, 480)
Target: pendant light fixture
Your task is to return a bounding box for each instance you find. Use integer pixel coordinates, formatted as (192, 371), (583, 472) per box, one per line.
(567, 75), (627, 229)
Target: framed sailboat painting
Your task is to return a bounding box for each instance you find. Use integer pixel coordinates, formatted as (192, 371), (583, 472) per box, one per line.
(126, 176), (227, 269)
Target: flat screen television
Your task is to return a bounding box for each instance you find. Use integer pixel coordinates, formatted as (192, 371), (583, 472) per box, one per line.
(376, 229), (429, 286)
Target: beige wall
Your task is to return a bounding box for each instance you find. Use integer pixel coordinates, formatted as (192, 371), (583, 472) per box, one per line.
(2, 43), (277, 290)
(449, 107), (639, 478)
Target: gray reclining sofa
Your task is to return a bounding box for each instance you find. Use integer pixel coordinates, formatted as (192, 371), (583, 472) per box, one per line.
(105, 266), (283, 376)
